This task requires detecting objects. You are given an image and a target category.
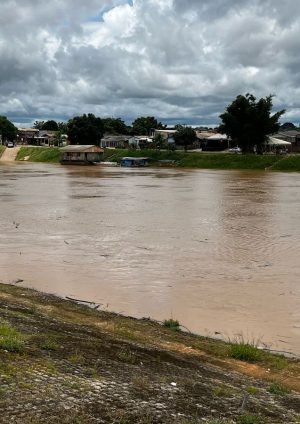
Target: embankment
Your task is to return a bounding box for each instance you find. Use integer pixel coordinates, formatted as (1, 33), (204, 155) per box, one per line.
(0, 283), (299, 423)
(0, 145), (5, 158)
(15, 146), (300, 171)
(16, 146), (61, 163)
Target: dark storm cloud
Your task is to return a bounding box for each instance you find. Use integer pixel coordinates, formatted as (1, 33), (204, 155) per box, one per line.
(0, 0), (300, 126)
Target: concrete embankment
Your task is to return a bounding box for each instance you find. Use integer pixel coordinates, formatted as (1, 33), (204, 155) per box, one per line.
(0, 146), (20, 162)
(0, 283), (299, 423)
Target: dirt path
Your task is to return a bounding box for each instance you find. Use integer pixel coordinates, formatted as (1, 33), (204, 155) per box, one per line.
(0, 146), (20, 162)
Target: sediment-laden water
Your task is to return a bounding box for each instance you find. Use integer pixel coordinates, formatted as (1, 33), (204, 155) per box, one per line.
(0, 162), (299, 354)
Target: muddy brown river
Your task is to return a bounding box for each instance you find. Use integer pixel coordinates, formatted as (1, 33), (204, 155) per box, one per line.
(0, 162), (299, 355)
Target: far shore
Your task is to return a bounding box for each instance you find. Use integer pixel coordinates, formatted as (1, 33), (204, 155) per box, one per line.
(0, 145), (298, 172)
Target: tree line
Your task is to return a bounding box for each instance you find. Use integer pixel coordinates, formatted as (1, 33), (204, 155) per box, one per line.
(0, 94), (295, 152)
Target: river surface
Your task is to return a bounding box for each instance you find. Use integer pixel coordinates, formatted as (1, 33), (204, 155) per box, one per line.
(0, 162), (299, 355)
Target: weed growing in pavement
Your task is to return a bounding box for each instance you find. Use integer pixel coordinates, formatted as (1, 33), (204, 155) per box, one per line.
(163, 319), (181, 331)
(236, 414), (267, 424)
(213, 385), (235, 397)
(267, 381), (291, 395)
(41, 336), (59, 351)
(246, 386), (258, 395)
(0, 322), (25, 353)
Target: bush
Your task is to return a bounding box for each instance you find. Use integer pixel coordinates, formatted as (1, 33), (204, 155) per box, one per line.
(163, 319), (180, 331)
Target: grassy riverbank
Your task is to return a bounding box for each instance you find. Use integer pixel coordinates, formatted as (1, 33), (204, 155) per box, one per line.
(16, 146), (61, 163)
(15, 146), (300, 171)
(0, 283), (299, 423)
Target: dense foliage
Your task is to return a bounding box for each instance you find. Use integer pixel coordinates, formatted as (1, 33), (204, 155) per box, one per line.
(102, 118), (128, 134)
(173, 126), (197, 151)
(131, 116), (164, 135)
(0, 116), (17, 142)
(219, 94), (285, 153)
(67, 114), (104, 146)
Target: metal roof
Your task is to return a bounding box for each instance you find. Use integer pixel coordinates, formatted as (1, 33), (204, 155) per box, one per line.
(60, 145), (103, 152)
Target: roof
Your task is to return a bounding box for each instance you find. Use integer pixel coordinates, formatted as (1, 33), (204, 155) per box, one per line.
(155, 129), (177, 134)
(207, 133), (228, 140)
(18, 128), (39, 132)
(278, 130), (300, 137)
(60, 145), (103, 153)
(196, 131), (216, 139)
(267, 137), (291, 145)
(102, 135), (131, 141)
(121, 157), (149, 160)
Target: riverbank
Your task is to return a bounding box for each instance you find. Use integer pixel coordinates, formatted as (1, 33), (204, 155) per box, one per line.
(0, 283), (299, 423)
(15, 146), (300, 171)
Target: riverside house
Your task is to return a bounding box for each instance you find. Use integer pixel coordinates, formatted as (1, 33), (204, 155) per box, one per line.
(60, 145), (104, 165)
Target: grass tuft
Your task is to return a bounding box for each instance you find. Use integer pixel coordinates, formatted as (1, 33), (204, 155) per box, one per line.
(268, 381), (291, 395)
(0, 322), (25, 353)
(163, 319), (181, 331)
(229, 339), (262, 362)
(236, 414), (267, 424)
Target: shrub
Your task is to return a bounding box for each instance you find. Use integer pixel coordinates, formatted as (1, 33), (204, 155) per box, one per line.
(163, 319), (180, 331)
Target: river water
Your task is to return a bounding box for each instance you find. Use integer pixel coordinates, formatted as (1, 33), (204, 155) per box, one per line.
(0, 162), (299, 355)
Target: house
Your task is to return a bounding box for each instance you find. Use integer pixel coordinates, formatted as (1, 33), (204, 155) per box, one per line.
(60, 145), (104, 165)
(152, 129), (176, 145)
(17, 128), (39, 144)
(101, 135), (131, 149)
(273, 130), (300, 152)
(199, 133), (228, 151)
(128, 136), (153, 149)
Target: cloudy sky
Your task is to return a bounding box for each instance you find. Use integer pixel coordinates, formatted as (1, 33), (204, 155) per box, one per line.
(1, 0), (300, 127)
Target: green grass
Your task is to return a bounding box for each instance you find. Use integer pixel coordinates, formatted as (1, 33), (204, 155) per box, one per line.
(236, 415), (266, 424)
(13, 146), (300, 171)
(0, 322), (25, 353)
(40, 336), (59, 351)
(16, 147), (61, 163)
(229, 341), (262, 362)
(163, 318), (181, 331)
(267, 381), (291, 395)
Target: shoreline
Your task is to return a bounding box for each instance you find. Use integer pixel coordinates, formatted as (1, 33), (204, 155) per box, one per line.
(10, 146), (300, 171)
(0, 282), (299, 422)
(17, 283), (300, 361)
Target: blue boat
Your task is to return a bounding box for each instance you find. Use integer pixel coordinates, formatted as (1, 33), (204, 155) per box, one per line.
(120, 157), (149, 167)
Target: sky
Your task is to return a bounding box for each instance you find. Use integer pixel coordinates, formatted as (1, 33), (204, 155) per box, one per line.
(1, 0), (300, 127)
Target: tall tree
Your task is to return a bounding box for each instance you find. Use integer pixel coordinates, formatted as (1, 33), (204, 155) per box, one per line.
(174, 126), (197, 151)
(131, 116), (164, 135)
(280, 122), (296, 131)
(33, 120), (45, 130)
(41, 120), (59, 131)
(0, 116), (17, 143)
(57, 122), (68, 133)
(219, 94), (285, 153)
(102, 118), (128, 134)
(67, 114), (104, 146)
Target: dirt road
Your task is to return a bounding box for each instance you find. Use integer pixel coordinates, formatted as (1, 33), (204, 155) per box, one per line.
(0, 146), (20, 161)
